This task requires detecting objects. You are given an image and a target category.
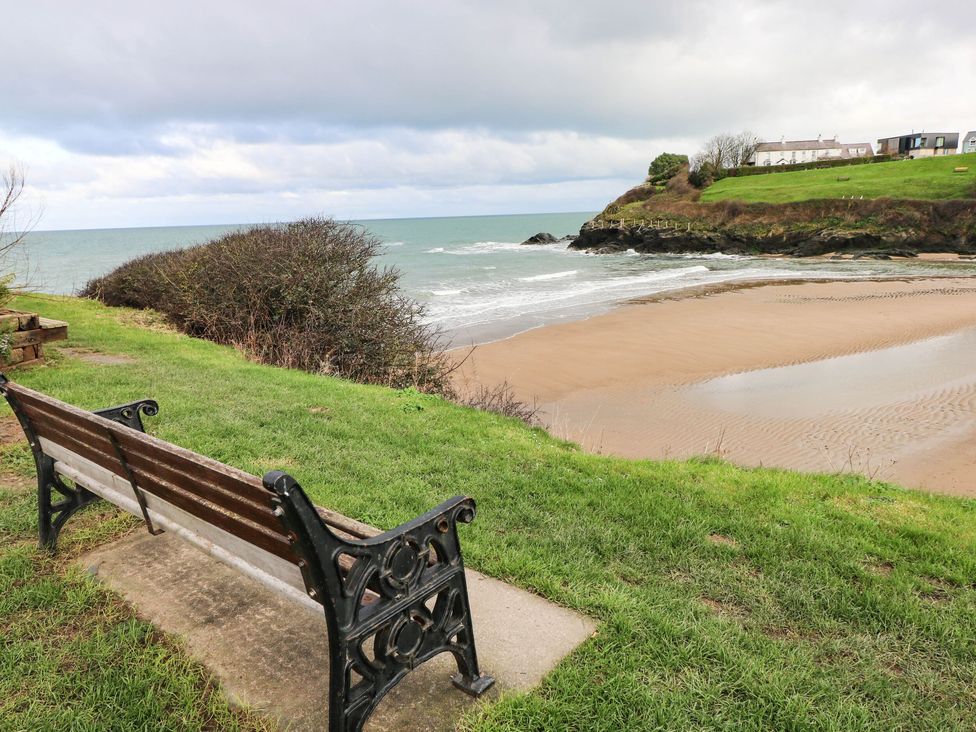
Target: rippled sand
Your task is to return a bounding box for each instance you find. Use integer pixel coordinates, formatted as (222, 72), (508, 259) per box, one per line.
(456, 277), (976, 497)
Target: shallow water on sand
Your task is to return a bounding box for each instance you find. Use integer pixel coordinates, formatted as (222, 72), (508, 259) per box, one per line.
(684, 328), (976, 419)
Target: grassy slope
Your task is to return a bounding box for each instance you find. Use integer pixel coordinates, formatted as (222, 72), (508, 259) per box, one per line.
(702, 153), (976, 204)
(3, 294), (976, 731)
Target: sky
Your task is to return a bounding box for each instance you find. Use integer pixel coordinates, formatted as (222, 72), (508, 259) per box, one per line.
(1, 0), (973, 231)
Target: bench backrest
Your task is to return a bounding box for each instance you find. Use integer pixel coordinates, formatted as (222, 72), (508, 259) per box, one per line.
(5, 382), (376, 611)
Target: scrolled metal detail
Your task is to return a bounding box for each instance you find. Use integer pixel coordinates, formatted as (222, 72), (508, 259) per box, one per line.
(94, 399), (159, 432)
(262, 470), (494, 732)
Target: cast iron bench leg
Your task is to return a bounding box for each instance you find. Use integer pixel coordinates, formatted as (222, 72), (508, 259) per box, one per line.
(265, 471), (495, 732)
(0, 378), (158, 551)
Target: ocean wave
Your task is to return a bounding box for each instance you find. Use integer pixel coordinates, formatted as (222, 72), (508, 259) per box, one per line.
(385, 240), (405, 247)
(424, 265), (712, 325)
(425, 247), (446, 253)
(670, 251), (745, 260)
(443, 241), (524, 255)
(518, 270), (579, 282)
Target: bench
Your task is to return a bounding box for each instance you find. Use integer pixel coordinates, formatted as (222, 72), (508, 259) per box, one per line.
(0, 375), (494, 732)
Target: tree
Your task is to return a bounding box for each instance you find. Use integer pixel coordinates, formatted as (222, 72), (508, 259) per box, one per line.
(688, 131), (762, 187)
(690, 131), (761, 172)
(647, 152), (689, 183)
(0, 165), (27, 253)
(727, 131), (762, 168)
(0, 165), (36, 306)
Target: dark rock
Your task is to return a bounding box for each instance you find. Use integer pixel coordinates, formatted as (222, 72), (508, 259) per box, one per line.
(522, 232), (558, 245)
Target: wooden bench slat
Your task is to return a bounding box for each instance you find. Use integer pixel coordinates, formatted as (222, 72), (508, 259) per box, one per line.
(46, 445), (321, 613)
(10, 383), (379, 541)
(22, 403), (282, 531)
(27, 412), (126, 474)
(45, 440), (373, 600)
(126, 463), (283, 532)
(35, 432), (298, 563)
(8, 383), (382, 539)
(110, 428), (270, 503)
(11, 385), (271, 502)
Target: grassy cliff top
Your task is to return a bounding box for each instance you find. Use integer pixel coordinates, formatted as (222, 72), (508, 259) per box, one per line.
(3, 294), (976, 730)
(701, 153), (976, 204)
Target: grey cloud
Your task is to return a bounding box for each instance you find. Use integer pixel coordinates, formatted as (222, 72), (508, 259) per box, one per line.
(2, 0), (971, 152)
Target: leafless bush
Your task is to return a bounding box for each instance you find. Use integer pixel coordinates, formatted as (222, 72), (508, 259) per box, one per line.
(82, 217), (456, 393)
(457, 380), (540, 425)
(0, 164), (40, 306)
(691, 131), (761, 172)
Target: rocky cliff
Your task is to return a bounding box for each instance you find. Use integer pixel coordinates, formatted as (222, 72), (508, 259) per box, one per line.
(569, 183), (976, 257)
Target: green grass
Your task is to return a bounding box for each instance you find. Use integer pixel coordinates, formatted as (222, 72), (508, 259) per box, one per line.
(3, 293), (976, 731)
(0, 454), (271, 725)
(702, 153), (976, 204)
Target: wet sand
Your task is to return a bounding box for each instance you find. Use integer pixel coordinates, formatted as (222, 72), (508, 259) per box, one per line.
(455, 277), (976, 498)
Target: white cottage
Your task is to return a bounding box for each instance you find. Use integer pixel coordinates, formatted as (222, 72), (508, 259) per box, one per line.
(750, 137), (874, 167)
(963, 131), (976, 154)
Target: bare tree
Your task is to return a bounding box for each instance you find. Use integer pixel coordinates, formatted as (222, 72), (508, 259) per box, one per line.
(0, 165), (39, 301)
(691, 130), (762, 171)
(727, 130), (761, 168)
(0, 165), (28, 250)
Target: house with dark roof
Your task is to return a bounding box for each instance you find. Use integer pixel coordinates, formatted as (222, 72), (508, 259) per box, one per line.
(876, 132), (959, 158)
(962, 131), (976, 154)
(749, 137), (873, 166)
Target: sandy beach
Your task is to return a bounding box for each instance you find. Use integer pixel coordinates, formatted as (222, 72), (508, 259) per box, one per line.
(457, 277), (976, 498)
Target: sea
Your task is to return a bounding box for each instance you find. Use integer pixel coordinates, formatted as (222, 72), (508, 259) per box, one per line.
(16, 212), (976, 345)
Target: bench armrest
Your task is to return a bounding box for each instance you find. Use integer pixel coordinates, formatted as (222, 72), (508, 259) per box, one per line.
(358, 494), (476, 548)
(93, 399), (159, 433)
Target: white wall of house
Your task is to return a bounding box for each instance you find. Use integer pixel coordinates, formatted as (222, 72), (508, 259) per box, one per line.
(964, 133), (976, 154)
(751, 140), (873, 166)
(753, 147), (832, 166)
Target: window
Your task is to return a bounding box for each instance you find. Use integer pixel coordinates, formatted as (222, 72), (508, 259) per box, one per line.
(914, 136), (923, 148)
(935, 136), (945, 148)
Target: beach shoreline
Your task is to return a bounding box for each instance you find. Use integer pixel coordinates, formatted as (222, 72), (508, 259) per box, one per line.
(454, 275), (976, 498)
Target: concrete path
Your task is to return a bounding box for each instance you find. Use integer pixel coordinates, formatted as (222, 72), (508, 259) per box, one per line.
(81, 531), (596, 731)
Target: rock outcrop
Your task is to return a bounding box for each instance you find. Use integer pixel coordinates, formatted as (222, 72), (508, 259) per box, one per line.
(568, 199), (976, 257)
(522, 232), (558, 245)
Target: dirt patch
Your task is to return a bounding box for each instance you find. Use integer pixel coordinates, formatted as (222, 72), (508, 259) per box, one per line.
(708, 533), (739, 549)
(763, 625), (821, 643)
(0, 472), (33, 494)
(58, 348), (136, 366)
(0, 418), (25, 446)
(919, 576), (954, 604)
(865, 560), (895, 577)
(701, 596), (747, 619)
(885, 662), (906, 677)
(307, 406), (332, 416)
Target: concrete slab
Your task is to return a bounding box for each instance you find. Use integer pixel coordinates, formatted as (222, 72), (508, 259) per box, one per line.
(80, 531), (595, 731)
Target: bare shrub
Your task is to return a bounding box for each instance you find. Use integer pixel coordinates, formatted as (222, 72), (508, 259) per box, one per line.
(665, 171), (697, 199)
(457, 380), (540, 425)
(82, 217), (455, 393)
(0, 164), (40, 307)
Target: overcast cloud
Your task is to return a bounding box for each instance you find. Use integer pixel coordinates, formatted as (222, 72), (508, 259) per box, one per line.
(1, 0), (972, 229)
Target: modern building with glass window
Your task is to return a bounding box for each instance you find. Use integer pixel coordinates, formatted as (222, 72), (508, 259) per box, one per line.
(876, 132), (959, 158)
